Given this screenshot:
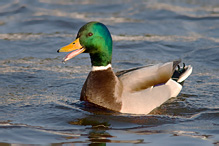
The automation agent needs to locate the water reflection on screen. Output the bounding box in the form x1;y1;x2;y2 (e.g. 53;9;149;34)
68;116;146;145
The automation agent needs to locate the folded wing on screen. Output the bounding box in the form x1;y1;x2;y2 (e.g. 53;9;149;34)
118;60;181;92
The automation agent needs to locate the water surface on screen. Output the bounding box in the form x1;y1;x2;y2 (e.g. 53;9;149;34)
0;0;219;145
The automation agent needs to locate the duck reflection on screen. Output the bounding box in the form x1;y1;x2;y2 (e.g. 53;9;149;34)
69;115;111;145
64;102;176;145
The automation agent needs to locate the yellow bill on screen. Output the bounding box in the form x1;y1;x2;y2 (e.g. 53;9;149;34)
57;38;85;62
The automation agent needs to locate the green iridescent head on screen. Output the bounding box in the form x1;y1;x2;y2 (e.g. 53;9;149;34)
58;21;113;66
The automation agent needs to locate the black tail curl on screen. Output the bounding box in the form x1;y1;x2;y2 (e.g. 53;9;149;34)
172;63;187;85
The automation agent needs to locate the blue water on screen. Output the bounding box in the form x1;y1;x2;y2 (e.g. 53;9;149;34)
0;0;219;145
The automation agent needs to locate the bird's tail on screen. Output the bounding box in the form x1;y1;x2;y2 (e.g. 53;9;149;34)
172;63;193;84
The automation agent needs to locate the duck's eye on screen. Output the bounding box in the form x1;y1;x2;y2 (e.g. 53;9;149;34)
88;32;93;37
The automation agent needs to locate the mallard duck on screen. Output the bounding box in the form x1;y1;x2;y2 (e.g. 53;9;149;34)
57;21;192;114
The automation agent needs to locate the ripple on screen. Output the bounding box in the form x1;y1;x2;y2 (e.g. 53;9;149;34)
0;33;219;43
112;34;219;42
147;2;219;17
34;8;140;24
0;33;72;40
0;1;31;17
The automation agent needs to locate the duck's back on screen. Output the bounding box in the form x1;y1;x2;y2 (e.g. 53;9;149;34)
118;62;175;92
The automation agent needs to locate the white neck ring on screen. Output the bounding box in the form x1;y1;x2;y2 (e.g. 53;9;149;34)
92;64;112;71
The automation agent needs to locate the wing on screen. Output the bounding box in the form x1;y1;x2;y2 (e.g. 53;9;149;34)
116;65;152;77
118;60;181;92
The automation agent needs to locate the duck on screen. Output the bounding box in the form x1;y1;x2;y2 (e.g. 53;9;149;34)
57;21;192;115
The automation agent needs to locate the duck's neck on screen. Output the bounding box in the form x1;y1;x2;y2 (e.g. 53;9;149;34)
90;51;112;67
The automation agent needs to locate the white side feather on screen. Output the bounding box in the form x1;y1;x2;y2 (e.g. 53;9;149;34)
120;79;182;114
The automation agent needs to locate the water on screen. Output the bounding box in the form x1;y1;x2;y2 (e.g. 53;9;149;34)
0;0;219;145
